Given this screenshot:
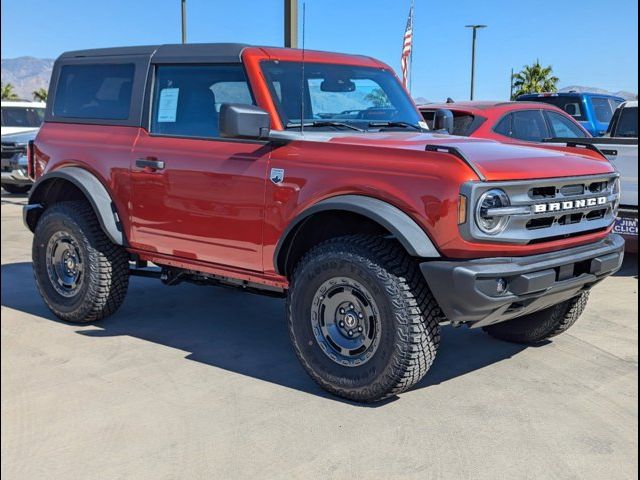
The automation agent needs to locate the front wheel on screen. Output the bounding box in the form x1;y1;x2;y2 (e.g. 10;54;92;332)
287;235;442;403
483;292;590;344
32;201;130;323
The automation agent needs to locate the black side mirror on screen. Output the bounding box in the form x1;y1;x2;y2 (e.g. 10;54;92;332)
433;108;454;134
219;104;270;139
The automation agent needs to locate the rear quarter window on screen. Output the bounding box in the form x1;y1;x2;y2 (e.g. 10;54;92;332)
52;64;135;120
590;97;616;124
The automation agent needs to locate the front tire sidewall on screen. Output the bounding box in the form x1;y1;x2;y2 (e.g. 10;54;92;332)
33;205;106;322
289;252;401;399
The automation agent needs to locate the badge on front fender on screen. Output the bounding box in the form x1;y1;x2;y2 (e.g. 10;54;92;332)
270;168;285;185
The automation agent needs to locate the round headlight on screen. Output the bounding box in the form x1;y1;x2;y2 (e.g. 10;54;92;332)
476;189;511;235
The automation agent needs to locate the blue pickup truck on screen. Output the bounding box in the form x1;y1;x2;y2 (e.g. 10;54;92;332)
517;92;625;136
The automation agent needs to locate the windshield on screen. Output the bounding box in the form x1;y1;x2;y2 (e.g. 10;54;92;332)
260;61;423;131
1;106;45;128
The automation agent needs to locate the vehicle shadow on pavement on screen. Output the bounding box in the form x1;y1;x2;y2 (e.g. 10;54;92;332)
1;261;559;404
613;254;638;279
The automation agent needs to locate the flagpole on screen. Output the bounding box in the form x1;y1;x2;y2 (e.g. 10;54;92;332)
409;0;414;96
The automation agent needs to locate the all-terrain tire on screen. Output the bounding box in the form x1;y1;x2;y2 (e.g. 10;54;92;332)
2;183;31;194
483;292;590;344
32;200;129;323
287;235;442;402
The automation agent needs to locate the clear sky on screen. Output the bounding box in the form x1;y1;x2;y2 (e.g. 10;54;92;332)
1;0;637;101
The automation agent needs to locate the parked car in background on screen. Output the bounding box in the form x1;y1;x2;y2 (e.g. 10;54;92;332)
545;100;638;252
1;129;37;194
418;100;591;143
1;101;46;135
516;92;624;137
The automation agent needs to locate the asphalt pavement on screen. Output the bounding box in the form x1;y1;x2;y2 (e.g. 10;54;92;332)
1;190;637;480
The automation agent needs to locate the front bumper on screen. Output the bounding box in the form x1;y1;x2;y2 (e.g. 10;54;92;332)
421;233;625;328
1;167;32;186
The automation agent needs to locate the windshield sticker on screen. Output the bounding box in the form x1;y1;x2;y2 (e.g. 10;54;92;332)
157;88;179;122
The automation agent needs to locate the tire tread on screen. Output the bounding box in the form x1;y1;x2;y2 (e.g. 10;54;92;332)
32;200;129;323
288;235;442;402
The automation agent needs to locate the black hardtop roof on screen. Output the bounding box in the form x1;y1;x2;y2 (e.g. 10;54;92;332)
58;43;251;63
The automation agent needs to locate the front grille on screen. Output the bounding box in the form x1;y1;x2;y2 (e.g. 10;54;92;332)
1;142;25;160
461;174;620;244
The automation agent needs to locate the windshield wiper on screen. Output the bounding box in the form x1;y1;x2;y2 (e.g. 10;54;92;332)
286;121;364;132
368;121;423;131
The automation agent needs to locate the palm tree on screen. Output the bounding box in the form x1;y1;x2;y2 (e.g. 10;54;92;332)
1;82;19;100
32;88;48;102
511;60;559;99
364;88;390;107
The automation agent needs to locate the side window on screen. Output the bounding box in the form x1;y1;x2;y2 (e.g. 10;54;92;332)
421;110;435;129
53;64;135;120
151;64;255;138
591;97;615;124
494;113;513;137
452;113;477;136
545;111;585;138
510;110;550;142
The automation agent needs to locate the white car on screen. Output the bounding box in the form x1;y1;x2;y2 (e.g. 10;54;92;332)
1;101;46;135
604;101;638;251
545;100;638;251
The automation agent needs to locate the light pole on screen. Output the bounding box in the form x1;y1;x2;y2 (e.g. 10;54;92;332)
181;0;187;44
284;0;298;48
465;24;486;100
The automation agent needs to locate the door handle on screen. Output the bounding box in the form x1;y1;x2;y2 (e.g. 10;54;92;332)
136;158;165;171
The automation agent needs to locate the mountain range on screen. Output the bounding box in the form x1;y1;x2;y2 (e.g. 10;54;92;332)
558;86;637;100
1;56;637;103
1;57;54;100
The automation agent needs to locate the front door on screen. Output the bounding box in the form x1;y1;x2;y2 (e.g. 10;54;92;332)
129;64;270;271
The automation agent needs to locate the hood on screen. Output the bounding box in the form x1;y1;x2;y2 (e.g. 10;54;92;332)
292;131;614;181
1;128;39;144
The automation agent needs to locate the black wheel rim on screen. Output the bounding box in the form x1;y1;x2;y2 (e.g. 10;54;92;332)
45;231;84;297
311;276;381;367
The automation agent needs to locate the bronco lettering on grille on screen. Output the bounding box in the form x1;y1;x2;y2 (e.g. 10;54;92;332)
533;196;608;214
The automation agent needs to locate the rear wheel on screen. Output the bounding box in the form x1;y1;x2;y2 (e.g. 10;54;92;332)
287;235;442;402
32;201;129;323
483;292;590;344
2;183;31;194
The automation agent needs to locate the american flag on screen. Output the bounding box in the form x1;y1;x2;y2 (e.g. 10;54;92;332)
400;2;414;89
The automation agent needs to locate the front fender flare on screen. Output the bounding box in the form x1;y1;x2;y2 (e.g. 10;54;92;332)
274;194;440;275
27;167;125;246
